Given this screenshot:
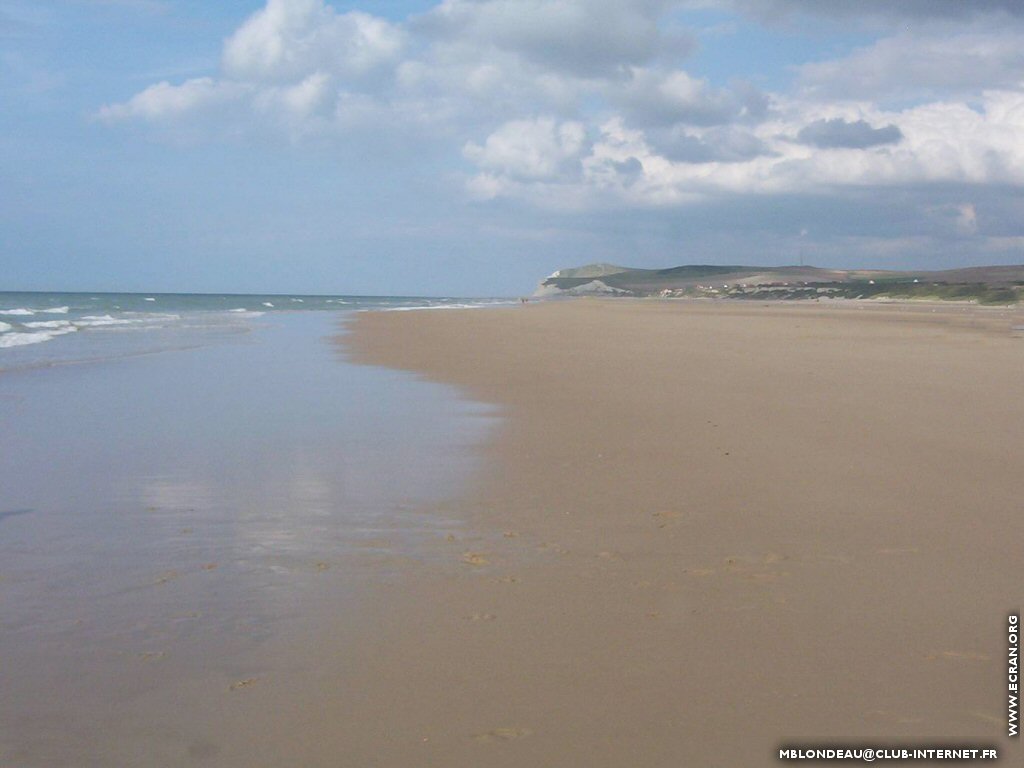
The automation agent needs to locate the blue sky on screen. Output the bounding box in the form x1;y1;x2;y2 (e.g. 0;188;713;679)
3;0;1024;296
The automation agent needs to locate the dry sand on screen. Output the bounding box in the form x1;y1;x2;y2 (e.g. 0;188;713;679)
329;299;1021;767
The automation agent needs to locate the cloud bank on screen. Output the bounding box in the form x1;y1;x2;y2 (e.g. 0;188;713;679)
97;0;1024;265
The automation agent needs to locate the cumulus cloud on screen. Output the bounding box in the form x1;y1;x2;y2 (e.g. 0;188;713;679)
98;0;1024;223
418;0;674;76
728;0;1024;21
795;118;901;149
96;0;413;140
97;77;245;121
613;67;752;127
797;30;1024;101
463;117;587;182
955;203;978;235
461;88;1024;207
222;0;403;83
647;125;773;163
97;0;738;138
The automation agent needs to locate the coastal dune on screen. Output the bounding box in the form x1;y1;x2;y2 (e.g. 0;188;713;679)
332;299;1021;766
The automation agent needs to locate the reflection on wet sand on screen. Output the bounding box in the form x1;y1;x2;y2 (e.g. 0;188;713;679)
0;312;496;767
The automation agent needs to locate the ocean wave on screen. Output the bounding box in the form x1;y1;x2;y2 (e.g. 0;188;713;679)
0;328;77;348
262;302;274;307
225;310;264;318
74;315;135;327
72;313;181;328
0;321;11;333
1;305;70;316
123;312;180;321
24;320;73;329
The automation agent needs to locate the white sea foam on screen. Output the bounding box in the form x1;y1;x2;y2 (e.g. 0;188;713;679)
225;310;264;318
0;321;11;333
42;306;69;314
144;297;156;301
72;313;180;328
126;312;179;322
24;320;73;329
0;328;77;348
0;308;35;316
262;302;274;307
74;315;133;327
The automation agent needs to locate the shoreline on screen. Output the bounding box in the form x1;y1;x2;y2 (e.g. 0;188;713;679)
332;298;1022;765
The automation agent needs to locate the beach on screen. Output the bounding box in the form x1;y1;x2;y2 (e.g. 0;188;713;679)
332;299;1022;766
2;298;1020;766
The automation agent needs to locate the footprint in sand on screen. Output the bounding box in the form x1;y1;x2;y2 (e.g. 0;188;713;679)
924;650;990;662
502;531;520;538
462;613;497;621
684;568;715;577
867;710;924;725
154;570;179;585
652;510;687;528
472;727;532;743
876;547;919;555
967;710;1004;727
315;562;330;572
462;552;489;566
742;572;782;583
228;677;261;692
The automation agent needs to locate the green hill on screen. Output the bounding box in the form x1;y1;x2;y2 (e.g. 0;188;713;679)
534;263;1024;304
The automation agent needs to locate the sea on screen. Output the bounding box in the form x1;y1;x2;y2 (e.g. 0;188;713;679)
0;291;512;372
0;291;509;765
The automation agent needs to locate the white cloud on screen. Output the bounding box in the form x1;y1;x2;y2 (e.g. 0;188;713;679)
955;203;978;235
730;0;1024;21
461;89;1024;207
419;0;673;76
797;30;1024;102
463;117;587;182
613;67;748;126
97;77;245;121
98;0;1024;220
222;0;403;83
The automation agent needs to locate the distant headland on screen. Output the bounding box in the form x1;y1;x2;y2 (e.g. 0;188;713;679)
534;263;1024;304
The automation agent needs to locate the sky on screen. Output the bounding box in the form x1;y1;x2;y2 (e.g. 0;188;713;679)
2;0;1024;296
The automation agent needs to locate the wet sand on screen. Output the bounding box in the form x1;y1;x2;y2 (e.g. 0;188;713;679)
0;313;494;768
331;299;1022;766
